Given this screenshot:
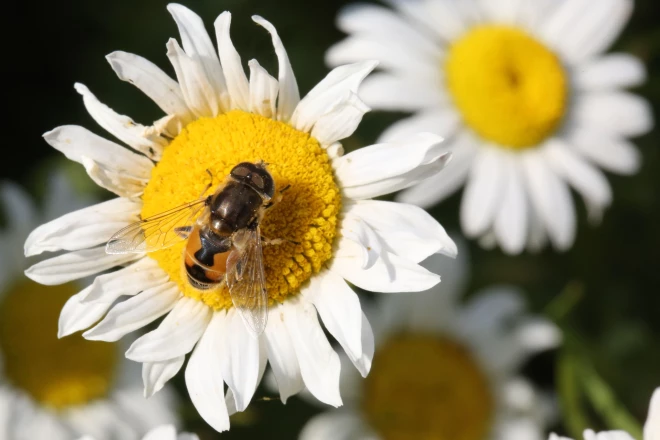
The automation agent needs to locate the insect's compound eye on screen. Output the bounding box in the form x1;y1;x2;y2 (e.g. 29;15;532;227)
250;173;265;190
230;163;251;178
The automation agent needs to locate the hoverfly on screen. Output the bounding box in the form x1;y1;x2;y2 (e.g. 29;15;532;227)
106;161;282;336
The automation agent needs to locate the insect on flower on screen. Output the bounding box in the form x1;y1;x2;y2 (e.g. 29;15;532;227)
106;161;284;336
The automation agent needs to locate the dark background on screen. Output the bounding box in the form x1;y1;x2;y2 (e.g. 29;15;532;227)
3;0;659;438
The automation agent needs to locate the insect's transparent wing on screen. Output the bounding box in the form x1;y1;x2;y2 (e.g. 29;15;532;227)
226;226;268;336
106;197;209;254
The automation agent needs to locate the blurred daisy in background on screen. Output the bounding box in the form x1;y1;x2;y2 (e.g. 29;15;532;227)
327;0;653;254
549;386;659;440
79;424;199;440
300;240;561;440
24;3;457;433
0;173;178;440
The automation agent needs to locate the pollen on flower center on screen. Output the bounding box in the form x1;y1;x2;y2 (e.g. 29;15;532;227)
0;280;118;409
445;25;568;149
362;334;493;440
141;110;342;310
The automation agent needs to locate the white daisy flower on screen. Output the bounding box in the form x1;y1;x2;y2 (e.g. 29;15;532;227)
299;243;561;440
79;424;199;440
549;386;659;440
23;3;457;433
1;174;178;440
327;0;653;254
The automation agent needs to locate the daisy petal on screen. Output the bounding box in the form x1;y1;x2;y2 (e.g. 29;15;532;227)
460;147;506;238
83;283;181;342
340;213;381;269
358;73;446;111
291;61;378;133
142;356;185;398
575;53;646;91
74;83;166;160
217;309;261;412
521;151;576;250
126;296;212;362
377;109;461;144
299;411;369;440
283;298;342;407
252;15;300;122
568;125;642;175
311;92;370;146
346;199;457;262
248;59;278;118
24;197;140;257
25;246;138;285
185;312;230;433
58;288;115;338
331;238;440;292
574;91;653;137
645;388;660;440
493;153;528;255
356;312;375;377
106;51;192;121
303;271;364;374
264;303;304;404
214;12;250;111
385;0;472;41
336;133;451;200
545;139;612;223
540;0;633;63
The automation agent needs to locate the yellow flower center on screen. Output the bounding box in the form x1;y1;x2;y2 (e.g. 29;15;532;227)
0;280;118;409
362;334;494;440
445;25;567;149
142;110;341;310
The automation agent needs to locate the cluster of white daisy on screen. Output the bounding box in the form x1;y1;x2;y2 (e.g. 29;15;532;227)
0;0;655;439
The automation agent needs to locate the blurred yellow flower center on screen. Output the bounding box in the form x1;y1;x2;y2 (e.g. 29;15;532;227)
362;334;493;440
142;110;341;310
445;25;567;149
0;280;118;409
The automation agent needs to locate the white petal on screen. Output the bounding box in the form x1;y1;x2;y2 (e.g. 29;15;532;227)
357;72;446;111
291;61;378;133
645;388;660;440
167;3;227;111
83;283;181;342
527;204;549;253
81;156;148;197
515;317;562;353
460;287;525;335
25;246;138;285
214;12;250;111
545;139;612;223
340;213;382;269
217;309;261;412
311;92;370;146
252;15;300;122
248;59;278;118
24;197;140;257
460;147;506;238
493;153;528;255
574;91;653;137
493;417;545;440
166;38;222;118
521;151;576;251
142;356;185;398
385;0;477;41
377;109;461;144
336;133;450;200
80;257;168;304
106;51;193;121
74;83;166;161
568;125;642;175
282;298;342;407
395;130;477;208
126;296;212;362
263;303;304;403
303;271;364;375
331;237;440;293
185;311;230;433
58;288;116;338
299;411;370;440
142;425;177;440
345;199;457;262
539;0;633;63
575;54;647;91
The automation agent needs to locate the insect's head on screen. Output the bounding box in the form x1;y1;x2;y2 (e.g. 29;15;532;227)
230;161;275;200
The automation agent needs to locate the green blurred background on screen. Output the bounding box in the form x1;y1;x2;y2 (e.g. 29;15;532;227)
4;0;659;438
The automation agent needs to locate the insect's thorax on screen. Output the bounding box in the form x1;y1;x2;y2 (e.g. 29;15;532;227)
209;180;265;235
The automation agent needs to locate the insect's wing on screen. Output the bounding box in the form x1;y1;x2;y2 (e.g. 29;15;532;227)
226;226;268;336
106;197;209;254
